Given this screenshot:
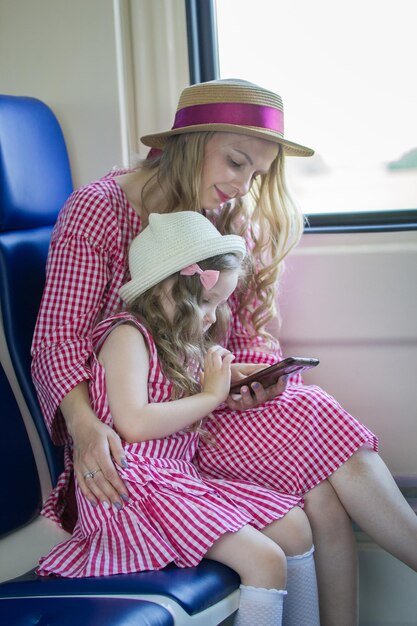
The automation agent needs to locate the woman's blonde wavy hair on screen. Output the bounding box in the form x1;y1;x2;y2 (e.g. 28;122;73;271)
139;132;305;339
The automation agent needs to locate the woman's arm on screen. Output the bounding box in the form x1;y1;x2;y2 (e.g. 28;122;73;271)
60;382;129;506
227;362;288;410
31;181;134;506
32;234;109;442
99;324;234;443
224;292;287;410
31;183;125;442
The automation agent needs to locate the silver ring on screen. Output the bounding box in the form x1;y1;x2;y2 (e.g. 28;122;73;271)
83;468;102;480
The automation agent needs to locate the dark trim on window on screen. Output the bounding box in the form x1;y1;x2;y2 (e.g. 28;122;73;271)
304;209;417;233
185;0;219;84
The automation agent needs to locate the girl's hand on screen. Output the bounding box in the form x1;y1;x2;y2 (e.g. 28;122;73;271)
202;345;235;404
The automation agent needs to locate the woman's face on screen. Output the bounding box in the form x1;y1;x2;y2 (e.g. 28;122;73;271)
200;133;279;211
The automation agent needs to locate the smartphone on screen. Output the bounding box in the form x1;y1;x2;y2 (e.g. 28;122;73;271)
230;357;319;396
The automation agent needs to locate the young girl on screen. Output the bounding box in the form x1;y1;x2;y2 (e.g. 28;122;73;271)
37;211;320;626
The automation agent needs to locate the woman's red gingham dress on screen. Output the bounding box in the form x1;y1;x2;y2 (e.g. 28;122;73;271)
196;303;378;492
37;313;301;577
32;171;378;533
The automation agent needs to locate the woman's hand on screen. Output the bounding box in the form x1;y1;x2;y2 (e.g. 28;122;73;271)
61;383;129;509
227;362;288;410
230;362;266;384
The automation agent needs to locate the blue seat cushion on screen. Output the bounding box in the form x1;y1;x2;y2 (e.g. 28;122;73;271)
0;596;174;626
0;560;240;616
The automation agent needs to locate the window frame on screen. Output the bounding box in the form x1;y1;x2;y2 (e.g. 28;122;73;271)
184;0;417;232
305;209;417;233
185;0;219;84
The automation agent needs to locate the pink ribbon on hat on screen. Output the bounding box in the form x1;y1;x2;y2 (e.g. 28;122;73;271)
180;263;219;289
173;102;284;135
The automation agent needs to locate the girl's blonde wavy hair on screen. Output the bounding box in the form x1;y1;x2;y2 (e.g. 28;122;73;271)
128;252;245;415
139;132;304;338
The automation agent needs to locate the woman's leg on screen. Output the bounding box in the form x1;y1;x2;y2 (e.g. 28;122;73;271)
328;446;417;570
304;480;358;626
205;525;287;626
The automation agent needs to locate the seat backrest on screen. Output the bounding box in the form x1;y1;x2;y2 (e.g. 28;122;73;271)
0;363;41;536
0;95;73;500
0;95;72;229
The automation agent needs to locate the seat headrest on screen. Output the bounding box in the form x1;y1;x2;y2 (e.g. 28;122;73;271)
0;95;73;231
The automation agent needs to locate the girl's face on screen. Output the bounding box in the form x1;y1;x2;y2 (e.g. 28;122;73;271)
200;133;279;211
161;269;240;333
198;268;240;332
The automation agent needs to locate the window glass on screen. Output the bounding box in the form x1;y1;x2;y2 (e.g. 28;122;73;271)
215;0;417;214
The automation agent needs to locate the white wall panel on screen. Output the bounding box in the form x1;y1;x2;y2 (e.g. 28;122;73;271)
0;0;189;184
279;230;417;475
0;0;122;187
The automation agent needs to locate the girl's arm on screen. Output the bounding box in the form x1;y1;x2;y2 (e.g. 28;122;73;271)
99;324;234;444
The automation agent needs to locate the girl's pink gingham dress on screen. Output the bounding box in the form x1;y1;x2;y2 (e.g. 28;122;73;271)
32;171;377;533
37;313;301;577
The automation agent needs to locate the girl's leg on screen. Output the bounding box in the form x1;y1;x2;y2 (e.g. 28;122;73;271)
261;506;320;626
205;524;287;589
234;586;286;626
260;505;313;557
304;480;358;626
205;525;287;626
328;446;417;570
285;547;319;626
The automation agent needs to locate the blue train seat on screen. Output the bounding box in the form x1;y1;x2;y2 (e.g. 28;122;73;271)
0;597;174;626
0;95;240;624
0;95;71;489
0;364;40;537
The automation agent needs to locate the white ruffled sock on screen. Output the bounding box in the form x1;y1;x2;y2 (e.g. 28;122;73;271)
283;545;320;626
234;584;286;626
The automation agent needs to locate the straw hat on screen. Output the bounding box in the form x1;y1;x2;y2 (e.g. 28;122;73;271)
119;211;246;305
141;78;314;157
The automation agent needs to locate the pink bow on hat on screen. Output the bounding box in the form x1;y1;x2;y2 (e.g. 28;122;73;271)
180;263;219;290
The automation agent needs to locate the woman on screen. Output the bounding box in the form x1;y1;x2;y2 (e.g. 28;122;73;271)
32;79;417;625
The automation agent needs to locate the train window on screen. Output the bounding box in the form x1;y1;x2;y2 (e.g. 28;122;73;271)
214;0;417;227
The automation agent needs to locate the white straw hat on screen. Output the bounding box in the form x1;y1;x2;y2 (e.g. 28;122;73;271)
141;79;314;157
119;212;246;305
